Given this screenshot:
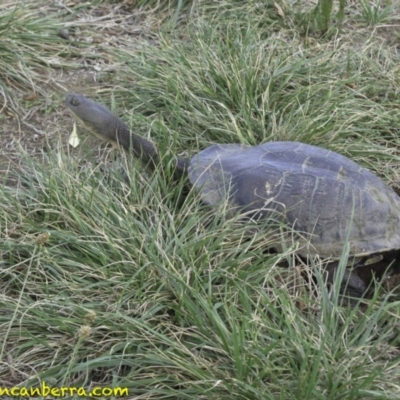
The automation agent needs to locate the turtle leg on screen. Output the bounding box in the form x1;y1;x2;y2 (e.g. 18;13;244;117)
325;264;367;299
355;250;400;285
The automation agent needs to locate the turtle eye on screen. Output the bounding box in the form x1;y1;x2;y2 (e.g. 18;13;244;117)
70;97;80;107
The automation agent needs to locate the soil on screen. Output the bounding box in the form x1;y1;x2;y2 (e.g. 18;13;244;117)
0;0;158;179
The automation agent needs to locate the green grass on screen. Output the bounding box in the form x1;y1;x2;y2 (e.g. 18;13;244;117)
2;150;400;398
358;0;395;24
0;2;76;110
114;18;400;177
1;0;400;399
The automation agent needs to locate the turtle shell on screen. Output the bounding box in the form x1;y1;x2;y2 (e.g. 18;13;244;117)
188;141;400;258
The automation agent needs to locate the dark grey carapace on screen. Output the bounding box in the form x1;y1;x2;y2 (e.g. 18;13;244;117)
66;93;400;297
189;141;400;259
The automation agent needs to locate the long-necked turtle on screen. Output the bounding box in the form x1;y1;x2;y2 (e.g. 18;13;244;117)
65;93;400;298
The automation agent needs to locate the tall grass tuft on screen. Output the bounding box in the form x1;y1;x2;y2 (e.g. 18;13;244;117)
0;2;84;110
1;148;400;398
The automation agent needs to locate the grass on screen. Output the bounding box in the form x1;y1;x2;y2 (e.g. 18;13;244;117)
2;151;400;398
1;0;400;399
358;0;395;24
114;18;400;177
0;2;78;111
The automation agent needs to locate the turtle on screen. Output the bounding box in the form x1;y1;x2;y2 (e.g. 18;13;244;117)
65;93;400;299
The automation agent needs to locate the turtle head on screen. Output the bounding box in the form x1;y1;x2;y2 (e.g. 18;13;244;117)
65;93;162;167
65;93;188;172
65;93;125;144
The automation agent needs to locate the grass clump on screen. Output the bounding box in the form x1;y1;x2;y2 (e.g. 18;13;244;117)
358;0;395;25
304;0;346;35
0;2;71;110
0;0;112;112
2;151;400;398
114;18;400;178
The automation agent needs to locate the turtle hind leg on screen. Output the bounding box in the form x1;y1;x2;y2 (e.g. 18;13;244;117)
340;269;368;298
325;264;368;301
344;250;400;298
